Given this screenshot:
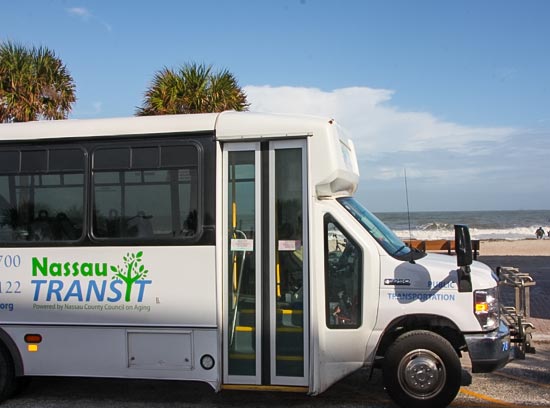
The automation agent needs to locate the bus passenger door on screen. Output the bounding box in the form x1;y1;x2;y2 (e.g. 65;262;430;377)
222;140;308;388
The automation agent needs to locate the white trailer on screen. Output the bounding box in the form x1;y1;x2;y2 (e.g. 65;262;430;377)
0;112;511;407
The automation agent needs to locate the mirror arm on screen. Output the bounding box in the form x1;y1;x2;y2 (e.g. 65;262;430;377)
457;265;472;292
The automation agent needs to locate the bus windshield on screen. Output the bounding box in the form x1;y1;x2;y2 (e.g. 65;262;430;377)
337;197;425;261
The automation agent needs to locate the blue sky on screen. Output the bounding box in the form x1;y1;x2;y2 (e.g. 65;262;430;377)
2;0;549;212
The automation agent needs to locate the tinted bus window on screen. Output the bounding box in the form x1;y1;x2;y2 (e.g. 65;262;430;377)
92;143;199;240
324;215;362;329
0;147;85;243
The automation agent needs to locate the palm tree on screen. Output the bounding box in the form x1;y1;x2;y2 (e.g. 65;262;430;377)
0;42;76;122
137;63;249;116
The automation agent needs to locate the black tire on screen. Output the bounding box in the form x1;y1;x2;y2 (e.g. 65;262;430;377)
0;343;16;402
383;330;461;408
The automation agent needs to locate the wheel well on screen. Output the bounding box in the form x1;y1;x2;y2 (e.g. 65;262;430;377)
375;314;466;362
0;329;23;377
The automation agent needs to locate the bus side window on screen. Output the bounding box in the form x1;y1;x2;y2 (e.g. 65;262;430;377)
53;212;80;240
32;210;53;241
127;211;154;237
92;143;199;241
324;215;362;329
0;148;85;243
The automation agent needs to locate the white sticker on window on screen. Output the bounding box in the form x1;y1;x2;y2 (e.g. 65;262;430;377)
278;240;301;251
231;239;254;251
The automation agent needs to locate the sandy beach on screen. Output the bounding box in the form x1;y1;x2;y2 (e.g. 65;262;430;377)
479;239;550;256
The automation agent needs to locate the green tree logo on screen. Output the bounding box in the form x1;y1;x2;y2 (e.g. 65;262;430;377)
110;251;149;302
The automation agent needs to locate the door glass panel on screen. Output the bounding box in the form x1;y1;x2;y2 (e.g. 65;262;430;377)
227;151;257;376
274;148;304;377
325;217;362;328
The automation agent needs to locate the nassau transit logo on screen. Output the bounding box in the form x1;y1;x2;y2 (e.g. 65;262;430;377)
31;251;152;303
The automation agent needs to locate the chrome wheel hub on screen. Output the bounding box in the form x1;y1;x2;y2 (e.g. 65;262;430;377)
398;349;446;398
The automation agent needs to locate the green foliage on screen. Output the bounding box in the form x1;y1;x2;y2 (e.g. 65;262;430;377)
136;63;249;115
0;41;76;122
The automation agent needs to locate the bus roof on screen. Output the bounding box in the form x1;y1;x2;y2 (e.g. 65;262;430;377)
0;111;335;142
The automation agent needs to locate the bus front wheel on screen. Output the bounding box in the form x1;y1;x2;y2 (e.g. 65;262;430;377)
382;330;461;408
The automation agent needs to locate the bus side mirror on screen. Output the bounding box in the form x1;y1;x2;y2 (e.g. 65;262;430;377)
455;224;473;267
454;224;472;292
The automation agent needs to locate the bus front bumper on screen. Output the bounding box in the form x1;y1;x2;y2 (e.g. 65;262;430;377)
465;321;511;373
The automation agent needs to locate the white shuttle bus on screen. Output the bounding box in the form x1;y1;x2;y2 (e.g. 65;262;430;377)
0;112;511;407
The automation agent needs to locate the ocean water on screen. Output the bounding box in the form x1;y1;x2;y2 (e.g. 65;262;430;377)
374;210;550;241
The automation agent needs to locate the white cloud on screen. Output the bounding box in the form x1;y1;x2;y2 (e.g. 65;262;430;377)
244;85;516;157
66;7;112;32
243;85;549;210
67;7;92;19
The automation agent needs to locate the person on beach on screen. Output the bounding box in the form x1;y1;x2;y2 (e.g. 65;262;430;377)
536;227;545;239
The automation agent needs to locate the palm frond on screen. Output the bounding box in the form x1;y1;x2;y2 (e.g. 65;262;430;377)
0;41;76;122
137;62;249;116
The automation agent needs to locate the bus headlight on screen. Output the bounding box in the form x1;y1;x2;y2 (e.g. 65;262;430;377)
474;287;499;331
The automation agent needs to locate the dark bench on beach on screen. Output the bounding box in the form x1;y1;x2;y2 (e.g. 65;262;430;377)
404;239;480;260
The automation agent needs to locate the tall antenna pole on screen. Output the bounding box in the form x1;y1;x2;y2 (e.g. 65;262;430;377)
404;168;414;262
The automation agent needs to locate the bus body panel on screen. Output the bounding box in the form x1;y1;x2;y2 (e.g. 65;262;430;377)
0;246;216;327
376;253;498;333
4;325;218;384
